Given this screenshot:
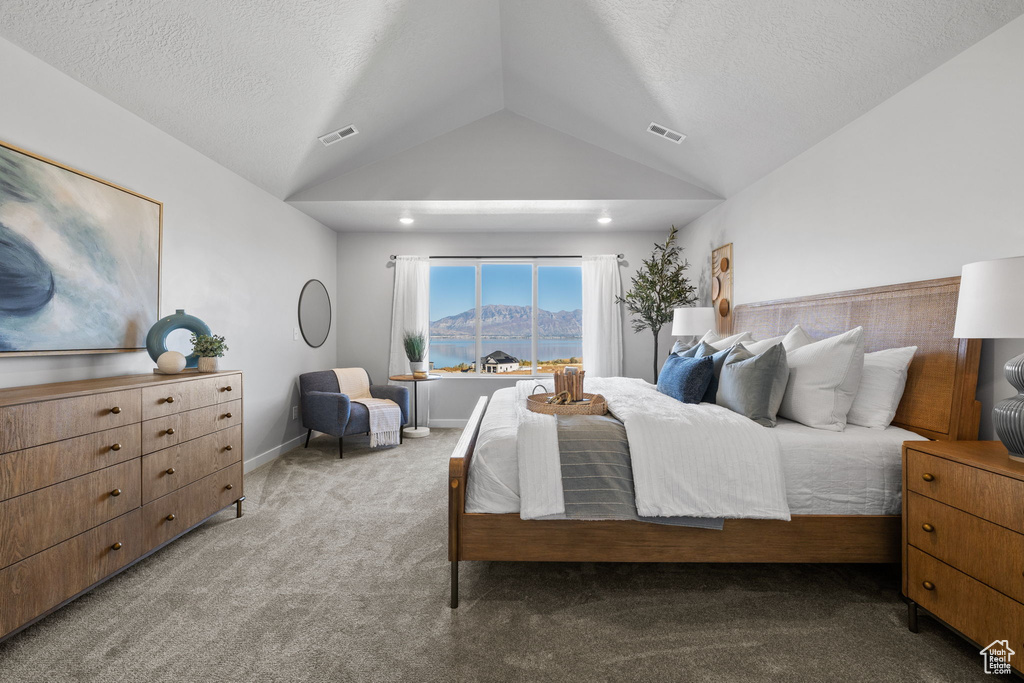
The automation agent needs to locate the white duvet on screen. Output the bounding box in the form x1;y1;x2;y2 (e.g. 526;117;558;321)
514;378;792;521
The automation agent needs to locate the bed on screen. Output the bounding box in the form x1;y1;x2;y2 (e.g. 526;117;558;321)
447;277;981;607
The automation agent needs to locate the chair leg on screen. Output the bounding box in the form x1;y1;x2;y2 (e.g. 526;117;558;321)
338;437;343;459
304;429;312;448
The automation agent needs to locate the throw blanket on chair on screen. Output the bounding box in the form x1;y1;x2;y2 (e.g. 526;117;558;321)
333;368;401;447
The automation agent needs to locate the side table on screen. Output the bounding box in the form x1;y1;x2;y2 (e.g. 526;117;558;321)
388;374;442;438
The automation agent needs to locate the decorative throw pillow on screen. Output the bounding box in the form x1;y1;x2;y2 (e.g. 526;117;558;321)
694;341;734;403
656;355;715;404
779;327;866;432
669;339;699;356
700;330;754;350
744;334;785;356
847;346;918;429
717;343;790;427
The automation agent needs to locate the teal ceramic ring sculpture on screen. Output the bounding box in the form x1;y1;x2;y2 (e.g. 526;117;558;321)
146;309;211;369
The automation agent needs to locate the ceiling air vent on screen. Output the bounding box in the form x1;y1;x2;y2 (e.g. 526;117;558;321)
648;122;686;144
318;125;359;147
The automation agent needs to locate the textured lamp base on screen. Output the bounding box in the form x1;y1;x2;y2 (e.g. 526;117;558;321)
995;352;1024;461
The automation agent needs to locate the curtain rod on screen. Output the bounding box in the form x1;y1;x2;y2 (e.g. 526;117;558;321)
388;254;623;260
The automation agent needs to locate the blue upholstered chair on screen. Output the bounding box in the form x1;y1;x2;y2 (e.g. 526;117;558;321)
299;370;410;458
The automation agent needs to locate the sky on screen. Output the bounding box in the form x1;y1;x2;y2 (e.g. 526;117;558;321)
429;264;582;321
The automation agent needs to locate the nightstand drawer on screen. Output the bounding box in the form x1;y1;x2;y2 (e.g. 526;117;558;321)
907;449;1024;531
907;491;1024;603
907;547;1024;653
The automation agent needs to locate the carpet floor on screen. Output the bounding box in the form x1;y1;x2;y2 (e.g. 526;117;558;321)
0;430;1004;682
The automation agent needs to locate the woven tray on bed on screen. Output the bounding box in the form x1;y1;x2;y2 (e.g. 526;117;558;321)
526;392;608;416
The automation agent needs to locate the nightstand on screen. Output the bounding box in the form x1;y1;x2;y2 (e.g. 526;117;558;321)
902;440;1024;672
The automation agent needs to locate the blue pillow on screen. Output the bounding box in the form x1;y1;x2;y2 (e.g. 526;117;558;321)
656;355;715;404
693;342;734;404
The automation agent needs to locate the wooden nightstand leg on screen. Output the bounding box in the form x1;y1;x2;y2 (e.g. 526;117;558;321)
908;600;919;633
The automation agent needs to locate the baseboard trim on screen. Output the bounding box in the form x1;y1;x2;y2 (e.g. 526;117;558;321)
244;433;306;473
427;419;469;429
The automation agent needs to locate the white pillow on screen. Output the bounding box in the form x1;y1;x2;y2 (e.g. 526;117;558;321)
779;327;865;431
746;325;814;355
847;346;918;429
700;330;754;350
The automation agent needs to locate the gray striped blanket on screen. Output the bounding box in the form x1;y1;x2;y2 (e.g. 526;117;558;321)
555;414;724;530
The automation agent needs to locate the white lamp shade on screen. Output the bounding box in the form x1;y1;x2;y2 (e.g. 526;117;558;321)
671;307;716;337
953;255;1024;339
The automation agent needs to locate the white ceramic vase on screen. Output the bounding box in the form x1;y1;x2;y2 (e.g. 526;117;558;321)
197;356;219;373
410;361;427;378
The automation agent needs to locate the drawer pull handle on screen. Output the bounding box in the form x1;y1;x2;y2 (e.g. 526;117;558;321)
110;488;122;497
111;542;122;551
225;445;233;451
225;386;233;392
922;523;934;533
111;443;121;451
921;473;935;482
224;412;233;419
922;581;935;591
166;467;176;475
110;406;121;415
225;483;234;490
165;396;175;404
165;428;175;435
166;513;176;521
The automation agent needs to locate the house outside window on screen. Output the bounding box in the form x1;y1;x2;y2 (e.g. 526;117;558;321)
429;259;582;376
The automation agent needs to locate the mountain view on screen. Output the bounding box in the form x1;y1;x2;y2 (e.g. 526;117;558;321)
430;304;582;339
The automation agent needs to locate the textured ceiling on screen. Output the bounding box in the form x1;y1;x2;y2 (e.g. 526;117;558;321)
1;0;1022;208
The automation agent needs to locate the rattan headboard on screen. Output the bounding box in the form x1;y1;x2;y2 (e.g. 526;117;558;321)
733;277;981;441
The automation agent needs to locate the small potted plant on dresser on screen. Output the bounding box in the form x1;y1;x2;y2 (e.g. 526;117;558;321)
191;333;229;373
404;330;428;379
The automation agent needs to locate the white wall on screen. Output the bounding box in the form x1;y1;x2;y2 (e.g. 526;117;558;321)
336;231;687;424
0;37;338;468
678;15;1024;440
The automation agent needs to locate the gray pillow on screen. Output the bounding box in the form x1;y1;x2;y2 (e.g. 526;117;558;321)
694;341;734;404
670;339;699;357
717;343;790;427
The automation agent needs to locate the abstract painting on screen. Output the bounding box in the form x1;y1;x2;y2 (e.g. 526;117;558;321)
0;140;161;355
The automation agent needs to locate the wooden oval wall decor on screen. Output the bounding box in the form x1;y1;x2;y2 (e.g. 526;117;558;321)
711;243;733;335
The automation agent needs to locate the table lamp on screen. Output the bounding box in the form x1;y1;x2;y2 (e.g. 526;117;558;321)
953;256;1024;460
672;307;717;343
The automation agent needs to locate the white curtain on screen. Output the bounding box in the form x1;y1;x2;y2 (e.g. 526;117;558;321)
388;255;430;379
582;255;623;377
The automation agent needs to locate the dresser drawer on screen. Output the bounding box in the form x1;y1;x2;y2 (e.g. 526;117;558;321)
0;424;141;502
0;459;142;569
0;509;141;639
907;546;1024;653
141;400;242;454
907;449;1024;532
907;491;1024;603
142;462;242;549
142;426;242;503
0;389;141;454
141;373;241;420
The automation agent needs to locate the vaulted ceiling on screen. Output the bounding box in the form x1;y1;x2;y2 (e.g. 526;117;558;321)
2;0;1022;231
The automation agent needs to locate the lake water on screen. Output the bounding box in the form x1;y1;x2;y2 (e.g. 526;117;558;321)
429;338;582;369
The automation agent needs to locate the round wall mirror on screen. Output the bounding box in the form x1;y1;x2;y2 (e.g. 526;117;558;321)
298;279;331;348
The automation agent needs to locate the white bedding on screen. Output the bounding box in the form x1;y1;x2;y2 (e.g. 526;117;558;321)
466;387;925;516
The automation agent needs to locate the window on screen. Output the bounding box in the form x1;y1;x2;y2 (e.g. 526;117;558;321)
429;260;582;376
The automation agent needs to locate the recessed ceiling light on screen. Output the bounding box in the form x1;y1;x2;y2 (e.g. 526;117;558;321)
598;216;612;224
399;217;414;225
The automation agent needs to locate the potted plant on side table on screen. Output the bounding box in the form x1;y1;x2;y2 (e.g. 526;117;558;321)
191;333;229;373
404;330;428;379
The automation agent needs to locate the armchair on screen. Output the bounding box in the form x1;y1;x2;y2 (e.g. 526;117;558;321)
299;370;410;457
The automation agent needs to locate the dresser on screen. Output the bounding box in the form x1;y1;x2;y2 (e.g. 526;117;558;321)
0;371;244;642
903;440;1024;672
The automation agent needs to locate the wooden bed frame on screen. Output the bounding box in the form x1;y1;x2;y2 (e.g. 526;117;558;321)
447;277;982;607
